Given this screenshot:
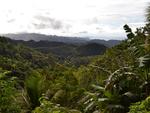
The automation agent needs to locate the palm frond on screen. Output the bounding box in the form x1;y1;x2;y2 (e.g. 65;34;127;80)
91;84;105;92
146;4;150;22
138;54;150;67
105;66;135;90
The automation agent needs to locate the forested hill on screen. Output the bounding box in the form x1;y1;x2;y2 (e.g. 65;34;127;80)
0;6;150;113
12;39;107;59
2;33;121;47
0;36;56;68
1;22;150;113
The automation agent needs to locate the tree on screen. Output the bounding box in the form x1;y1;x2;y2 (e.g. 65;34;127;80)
0;68;21;113
146;4;150;22
123;24;135;39
129;96;150;113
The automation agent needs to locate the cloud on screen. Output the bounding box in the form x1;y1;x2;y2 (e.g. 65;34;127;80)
32;23;50;29
33;15;63;30
78;31;88;34
0;0;149;39
7;19;16;23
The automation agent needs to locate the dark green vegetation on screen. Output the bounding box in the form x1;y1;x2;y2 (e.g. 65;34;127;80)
11;40;107;64
3;33;120;47
1;5;150;113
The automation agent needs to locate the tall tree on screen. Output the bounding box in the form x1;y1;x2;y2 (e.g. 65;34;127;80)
146;4;150;22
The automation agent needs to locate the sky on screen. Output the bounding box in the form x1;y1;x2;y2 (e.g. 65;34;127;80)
0;0;149;40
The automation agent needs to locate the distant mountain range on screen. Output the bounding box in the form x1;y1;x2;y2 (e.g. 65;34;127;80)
0;36;107;66
9;39;107;59
1;33;122;65
2;33;121;47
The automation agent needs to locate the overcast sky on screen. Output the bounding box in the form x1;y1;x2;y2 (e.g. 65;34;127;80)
0;0;149;40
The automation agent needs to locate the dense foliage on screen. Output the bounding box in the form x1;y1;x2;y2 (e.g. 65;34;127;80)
129;96;150;113
0;4;150;113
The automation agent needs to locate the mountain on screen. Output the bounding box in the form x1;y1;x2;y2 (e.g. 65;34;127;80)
76;43;107;56
1;26;149;113
2;33;89;44
0;36;56;70
10;39;107;59
89;39;121;47
2;33;121;47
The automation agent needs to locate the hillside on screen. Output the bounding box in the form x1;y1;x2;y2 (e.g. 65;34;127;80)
2;33;121;47
0;36;56;79
0;5;150;113
12;40;107;58
0;22;150;113
76;43;107;56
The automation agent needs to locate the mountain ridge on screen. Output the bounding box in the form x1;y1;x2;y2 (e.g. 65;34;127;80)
2;33;121;47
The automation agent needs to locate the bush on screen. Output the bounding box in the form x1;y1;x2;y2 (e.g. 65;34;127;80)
129;96;150;113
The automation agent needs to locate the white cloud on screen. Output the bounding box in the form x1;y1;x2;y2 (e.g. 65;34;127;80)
0;0;149;39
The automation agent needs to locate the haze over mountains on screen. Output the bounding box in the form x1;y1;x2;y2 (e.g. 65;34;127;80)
3;33;121;47
1;33;121;62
